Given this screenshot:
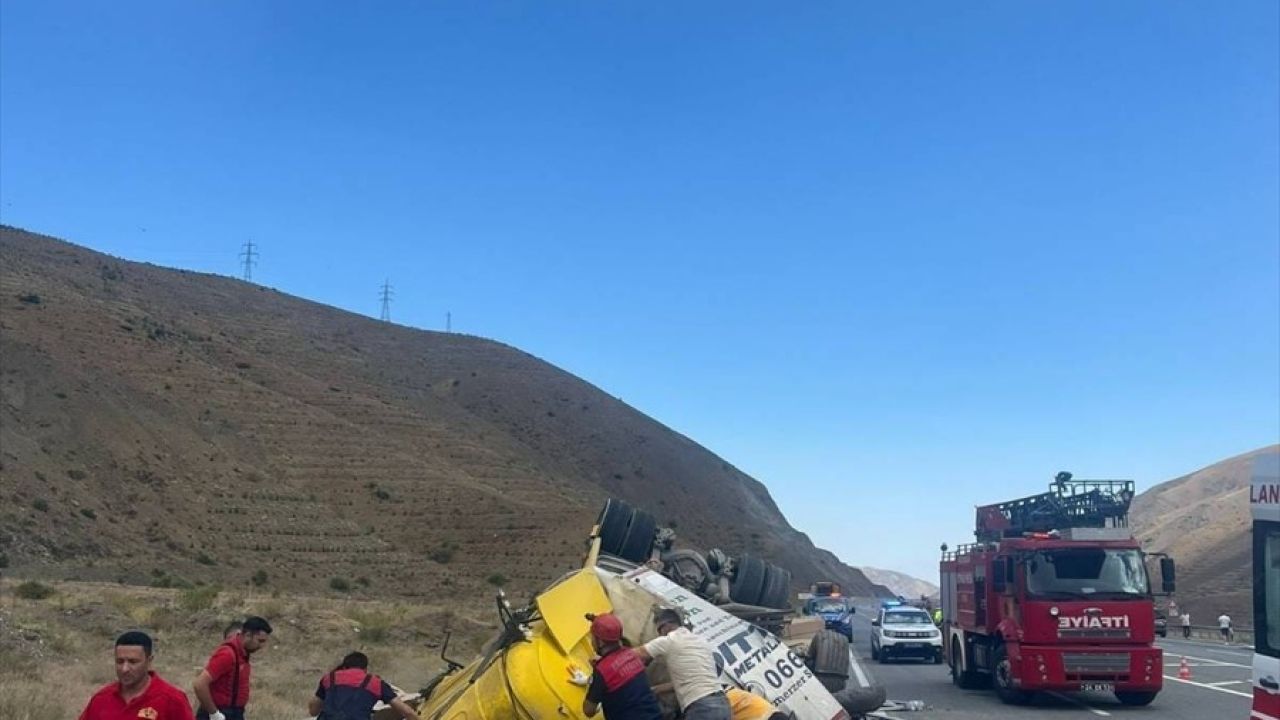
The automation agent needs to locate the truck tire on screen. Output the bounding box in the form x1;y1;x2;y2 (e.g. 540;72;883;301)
597;499;633;556
950;642;982;690
758;564;792;609
617;508;657;563
1114;691;1158;706
730;554;767;605
992;644;1032;705
806;630;851;692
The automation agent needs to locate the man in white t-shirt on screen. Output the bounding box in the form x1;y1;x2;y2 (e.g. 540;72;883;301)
1217;613;1232;642
636;608;730;720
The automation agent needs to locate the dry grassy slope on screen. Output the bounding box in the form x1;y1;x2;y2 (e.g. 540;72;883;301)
0;226;877;600
1131;444;1279;626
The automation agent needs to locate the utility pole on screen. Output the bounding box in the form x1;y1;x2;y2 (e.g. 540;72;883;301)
239;240;258;281
379;280;393;322
446;311;451;333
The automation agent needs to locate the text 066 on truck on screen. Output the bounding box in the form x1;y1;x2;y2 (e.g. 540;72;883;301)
1251;451;1280;720
939;472;1175;707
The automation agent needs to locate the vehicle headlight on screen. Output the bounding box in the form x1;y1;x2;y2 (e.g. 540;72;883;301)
884;630;900;638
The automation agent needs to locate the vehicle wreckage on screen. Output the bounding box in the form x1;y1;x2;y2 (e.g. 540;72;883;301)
388;499;886;719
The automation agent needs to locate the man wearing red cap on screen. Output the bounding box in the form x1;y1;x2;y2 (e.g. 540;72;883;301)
579;613;661;720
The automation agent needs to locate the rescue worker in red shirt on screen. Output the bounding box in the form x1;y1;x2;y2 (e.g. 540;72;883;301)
577;613;662;720
193;615;272;720
79;631;195;720
307;651;420;720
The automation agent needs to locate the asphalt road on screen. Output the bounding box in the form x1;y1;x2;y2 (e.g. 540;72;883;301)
841;600;1252;719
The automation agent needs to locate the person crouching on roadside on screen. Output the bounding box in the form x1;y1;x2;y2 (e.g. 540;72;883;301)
194;615;272;720
635;608;731;720
308;651;420;720
575;613;661;720
79;630;195;720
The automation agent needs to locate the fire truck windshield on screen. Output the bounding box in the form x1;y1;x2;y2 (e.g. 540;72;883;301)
1024;548;1150;598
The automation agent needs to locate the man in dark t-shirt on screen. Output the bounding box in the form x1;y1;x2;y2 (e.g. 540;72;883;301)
580;613;661;720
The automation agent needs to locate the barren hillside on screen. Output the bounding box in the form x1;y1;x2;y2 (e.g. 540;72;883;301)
860;567;938;601
0;226;877;601
1131;445;1279;626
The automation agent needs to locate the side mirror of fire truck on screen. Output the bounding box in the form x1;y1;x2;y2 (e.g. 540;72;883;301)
1160;557;1176;594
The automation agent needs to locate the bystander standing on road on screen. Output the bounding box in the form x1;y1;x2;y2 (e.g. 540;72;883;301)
1180;612;1191;639
1217;612;1233;643
79;631;195;720
194;615;272;720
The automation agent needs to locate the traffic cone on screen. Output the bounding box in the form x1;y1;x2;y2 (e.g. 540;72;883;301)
1177;657;1191;680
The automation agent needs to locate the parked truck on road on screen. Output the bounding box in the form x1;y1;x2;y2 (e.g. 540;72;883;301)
939;472;1175;707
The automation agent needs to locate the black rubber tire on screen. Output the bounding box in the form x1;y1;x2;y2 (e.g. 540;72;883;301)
1114;691;1158;706
617;507;658;562
869;640;879;661
758;564;792;609
597;498;633;556
950;642;982;689
992;644;1033;705
730;554;768;605
933;648;944;664
806;629;851;688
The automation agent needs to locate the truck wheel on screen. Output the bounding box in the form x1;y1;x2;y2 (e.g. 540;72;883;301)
758;564;792;609
617;507;657;562
950;643;982;690
730;554;767;605
1114;691;1158;706
597;499;633;556
806;630;851;692
992;644;1033;705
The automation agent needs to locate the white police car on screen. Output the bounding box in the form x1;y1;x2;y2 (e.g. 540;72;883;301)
870;604;942;663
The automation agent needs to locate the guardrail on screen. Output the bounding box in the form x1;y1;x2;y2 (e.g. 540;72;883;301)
1166;623;1254;646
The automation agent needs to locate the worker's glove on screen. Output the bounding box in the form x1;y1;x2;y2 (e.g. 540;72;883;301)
568;668;591;687
208;712;226;720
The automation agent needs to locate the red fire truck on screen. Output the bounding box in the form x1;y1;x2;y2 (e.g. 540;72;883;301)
939;472;1174;707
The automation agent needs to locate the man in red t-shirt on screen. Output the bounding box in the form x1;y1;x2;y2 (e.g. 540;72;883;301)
79;631;195;720
193;616;272;720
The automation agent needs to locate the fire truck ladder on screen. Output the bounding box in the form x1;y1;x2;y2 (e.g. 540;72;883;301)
975;471;1135;541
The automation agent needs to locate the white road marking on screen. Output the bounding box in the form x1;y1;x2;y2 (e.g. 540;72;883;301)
1164;652;1252;669
1163;674;1253;698
848;647;870;688
1047;691;1112;716
1206;680;1246;686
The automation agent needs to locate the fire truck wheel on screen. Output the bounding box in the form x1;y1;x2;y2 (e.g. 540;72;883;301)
1114;691;1158;706
950;643;982;690
730;554;768;605
597;499;633;556
992;644;1033;705
618;508;658;563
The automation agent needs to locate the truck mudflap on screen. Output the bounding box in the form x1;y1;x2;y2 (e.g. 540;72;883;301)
1012;644;1163;691
606;566;853;720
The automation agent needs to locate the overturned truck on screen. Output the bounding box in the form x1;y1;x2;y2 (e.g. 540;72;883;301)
404;499;886;719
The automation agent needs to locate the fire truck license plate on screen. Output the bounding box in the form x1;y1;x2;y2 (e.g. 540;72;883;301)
1080;683;1114;692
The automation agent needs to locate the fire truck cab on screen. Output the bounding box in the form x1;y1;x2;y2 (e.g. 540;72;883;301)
940;472;1172;707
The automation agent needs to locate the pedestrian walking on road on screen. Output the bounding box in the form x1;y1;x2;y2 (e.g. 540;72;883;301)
576;613;661;720
636;608;731;720
194;615;272;720
308;651;420;720
1180;612;1191;639
1217;613;1232;643
79;631;195;720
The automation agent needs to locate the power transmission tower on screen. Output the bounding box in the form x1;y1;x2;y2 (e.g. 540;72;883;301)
239;240;258;281
379;280;393;322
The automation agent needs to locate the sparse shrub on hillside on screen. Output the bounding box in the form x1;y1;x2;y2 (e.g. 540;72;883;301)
79;508;97;520
178;586;219;612
31;499;49;513
329;577;351;592
196;552;217;566
373;488;391;501
0;553;9;568
66;469;86;480
251;570;269;587
486;573;507;587
428;542;456;564
355;576;370;588
16;293;41;304
235;361;252;369
15;581;55;600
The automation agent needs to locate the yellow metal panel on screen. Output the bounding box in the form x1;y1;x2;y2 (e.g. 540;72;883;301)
536;569;612;654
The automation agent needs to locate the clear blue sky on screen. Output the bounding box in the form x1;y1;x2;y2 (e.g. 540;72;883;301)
3;1;1277;582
